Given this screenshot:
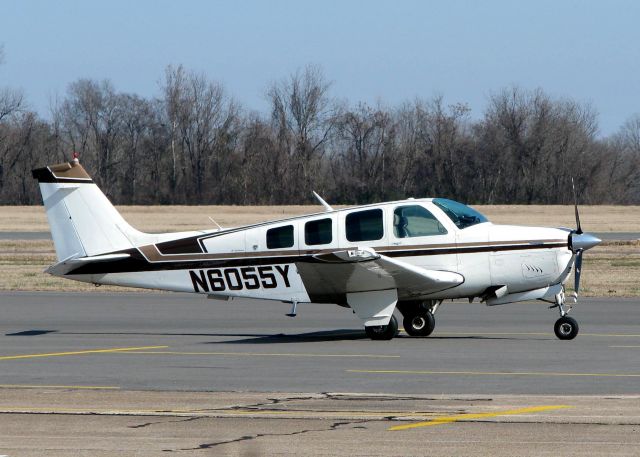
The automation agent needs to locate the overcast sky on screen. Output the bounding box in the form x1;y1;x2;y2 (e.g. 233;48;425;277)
1;0;639;136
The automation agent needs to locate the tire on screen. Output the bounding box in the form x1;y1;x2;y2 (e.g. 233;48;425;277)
554;316;579;340
365;315;398;340
403;311;435;337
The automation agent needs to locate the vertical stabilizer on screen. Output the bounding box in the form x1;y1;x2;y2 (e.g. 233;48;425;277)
32;159;144;262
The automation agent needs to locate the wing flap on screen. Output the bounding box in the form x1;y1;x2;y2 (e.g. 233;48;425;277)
296;248;463;301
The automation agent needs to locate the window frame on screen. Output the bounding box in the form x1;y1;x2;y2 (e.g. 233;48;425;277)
304;217;333;246
266;224;295;250
345;208;385;243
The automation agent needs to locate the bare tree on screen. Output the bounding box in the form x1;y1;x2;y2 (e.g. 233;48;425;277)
0;45;24;122
162;65;240;203
332;102;394;202
267;65;338;200
600;114;640;203
480;87;600;203
56;79;125;196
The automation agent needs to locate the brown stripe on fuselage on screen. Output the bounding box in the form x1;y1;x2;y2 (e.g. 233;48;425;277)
67;239;570;276
137;239;568;263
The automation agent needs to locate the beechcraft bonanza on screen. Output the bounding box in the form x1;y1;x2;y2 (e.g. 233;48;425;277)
33;157;601;341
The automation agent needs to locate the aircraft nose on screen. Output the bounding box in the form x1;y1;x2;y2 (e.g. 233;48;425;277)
570;232;601;252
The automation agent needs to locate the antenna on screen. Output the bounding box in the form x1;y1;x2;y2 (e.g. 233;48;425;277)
312;191;334;212
208;217;223;230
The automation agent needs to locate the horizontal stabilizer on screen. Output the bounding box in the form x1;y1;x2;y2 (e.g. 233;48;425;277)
45;253;130;276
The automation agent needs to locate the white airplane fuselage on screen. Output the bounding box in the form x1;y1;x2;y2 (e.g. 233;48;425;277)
61;199;574;305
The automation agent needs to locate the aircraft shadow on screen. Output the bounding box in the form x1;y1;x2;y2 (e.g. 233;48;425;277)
5;329;530;342
212;331;522;344
214;329;368;344
12;331;272;338
5;329;59;336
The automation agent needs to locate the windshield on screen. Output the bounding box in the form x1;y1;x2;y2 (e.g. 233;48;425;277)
432;198;488;230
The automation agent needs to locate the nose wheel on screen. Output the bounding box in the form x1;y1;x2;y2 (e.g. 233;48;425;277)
554;316;579;340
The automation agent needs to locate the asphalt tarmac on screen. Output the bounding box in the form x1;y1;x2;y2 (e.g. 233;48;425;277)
1;292;639;394
1;292;639;455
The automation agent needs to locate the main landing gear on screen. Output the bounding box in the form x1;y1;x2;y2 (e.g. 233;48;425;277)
550;288;579;340
403;311;435;337
398;300;441;337
364;299;441;340
365;315;398;340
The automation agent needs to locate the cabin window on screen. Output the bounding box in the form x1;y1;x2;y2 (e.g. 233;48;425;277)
393;205;448;238
266;225;294;249
305;218;333;245
346;209;384;242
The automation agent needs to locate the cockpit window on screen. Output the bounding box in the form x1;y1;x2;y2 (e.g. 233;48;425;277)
432;198;488;230
393;205;448;238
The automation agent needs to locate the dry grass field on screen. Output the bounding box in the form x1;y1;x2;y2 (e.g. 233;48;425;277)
0;205;638;296
2;204;640;232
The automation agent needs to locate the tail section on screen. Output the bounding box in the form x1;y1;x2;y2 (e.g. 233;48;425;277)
32;158;145;262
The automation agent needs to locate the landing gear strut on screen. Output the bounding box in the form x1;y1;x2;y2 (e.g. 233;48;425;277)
551;288;579;340
398;300;440;337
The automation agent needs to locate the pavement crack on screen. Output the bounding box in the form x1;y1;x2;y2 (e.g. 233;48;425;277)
129;416;202;429
323;393;494;403
167;419;370;452
212;394;322;413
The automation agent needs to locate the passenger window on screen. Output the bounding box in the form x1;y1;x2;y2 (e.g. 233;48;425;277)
266;225;294;249
305;218;332;245
346;209;384;242
394;205;448;238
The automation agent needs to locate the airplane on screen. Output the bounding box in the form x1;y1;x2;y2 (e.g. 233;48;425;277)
32;156;601;341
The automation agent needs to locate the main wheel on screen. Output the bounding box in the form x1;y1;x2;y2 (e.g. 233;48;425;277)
365;315;398;340
554;316;579;340
403;311;435;337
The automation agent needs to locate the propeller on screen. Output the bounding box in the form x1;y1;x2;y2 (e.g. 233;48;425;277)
573;248;583;299
571;178;582;235
568;177;600;299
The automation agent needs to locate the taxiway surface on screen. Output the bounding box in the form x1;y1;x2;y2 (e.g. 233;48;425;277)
1;292;639;394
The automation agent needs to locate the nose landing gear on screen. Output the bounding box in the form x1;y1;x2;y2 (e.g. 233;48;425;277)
551;288;579;340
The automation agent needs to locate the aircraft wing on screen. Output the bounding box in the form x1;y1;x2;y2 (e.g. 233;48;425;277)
296;248;464;301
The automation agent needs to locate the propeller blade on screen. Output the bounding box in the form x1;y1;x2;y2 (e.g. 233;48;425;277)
571;177;583;234
573;250;583;297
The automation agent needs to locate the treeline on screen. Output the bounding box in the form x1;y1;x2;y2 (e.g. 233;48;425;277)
1;62;639;205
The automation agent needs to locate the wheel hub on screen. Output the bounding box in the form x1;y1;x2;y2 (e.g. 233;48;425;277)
412;316;426;330
559;322;572;335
